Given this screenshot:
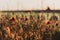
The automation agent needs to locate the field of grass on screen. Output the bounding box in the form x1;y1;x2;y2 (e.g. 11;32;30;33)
0;12;60;20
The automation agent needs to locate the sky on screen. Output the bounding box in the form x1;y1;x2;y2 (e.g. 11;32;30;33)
0;0;60;10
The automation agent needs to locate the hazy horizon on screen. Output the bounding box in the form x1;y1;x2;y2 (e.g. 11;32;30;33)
0;0;60;10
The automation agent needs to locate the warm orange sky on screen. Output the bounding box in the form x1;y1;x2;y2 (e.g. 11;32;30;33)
0;0;60;10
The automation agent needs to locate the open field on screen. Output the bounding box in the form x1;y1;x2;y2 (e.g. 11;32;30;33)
0;12;60;40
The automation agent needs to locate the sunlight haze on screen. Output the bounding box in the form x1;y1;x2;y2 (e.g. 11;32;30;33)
0;0;60;10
